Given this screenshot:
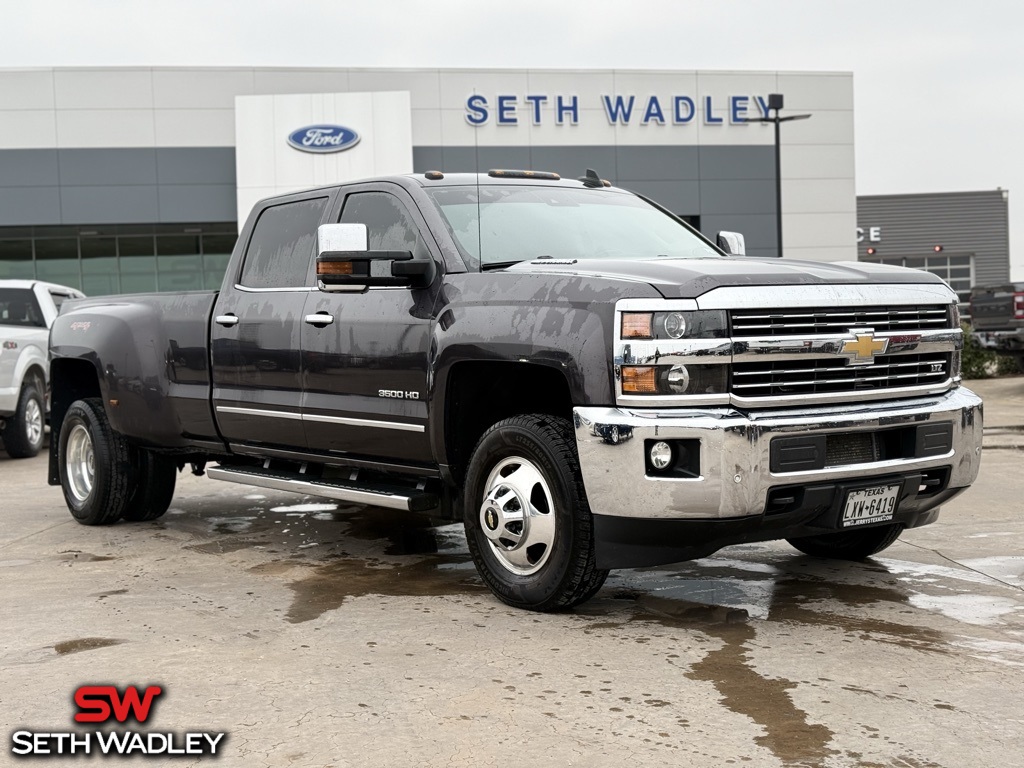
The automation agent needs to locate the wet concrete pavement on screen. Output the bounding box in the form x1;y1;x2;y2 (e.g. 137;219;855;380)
1;378;1022;767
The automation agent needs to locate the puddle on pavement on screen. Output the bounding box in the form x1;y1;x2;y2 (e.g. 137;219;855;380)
274;554;484;623
54;638;126;655
688;622;837;766
57;551;116;562
166;496;482;622
163;491;1024;764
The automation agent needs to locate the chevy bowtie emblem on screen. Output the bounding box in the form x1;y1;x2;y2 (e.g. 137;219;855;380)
841;331;889;364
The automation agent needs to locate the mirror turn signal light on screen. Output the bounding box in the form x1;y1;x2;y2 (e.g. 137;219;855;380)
621;366;658;393
317;260;354;276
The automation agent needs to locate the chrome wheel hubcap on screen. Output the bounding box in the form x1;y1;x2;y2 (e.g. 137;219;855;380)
65;424;95;503
479;456;556;576
25;398;43;447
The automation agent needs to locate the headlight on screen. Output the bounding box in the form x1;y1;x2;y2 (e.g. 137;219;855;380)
620;310;728;340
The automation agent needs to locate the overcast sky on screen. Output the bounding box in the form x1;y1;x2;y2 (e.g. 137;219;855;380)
4;0;1022;279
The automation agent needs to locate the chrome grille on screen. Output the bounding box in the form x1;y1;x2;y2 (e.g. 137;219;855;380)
732;353;951;399
731;306;951;336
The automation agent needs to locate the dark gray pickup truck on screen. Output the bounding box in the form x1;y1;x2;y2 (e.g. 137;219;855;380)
48;171;983;611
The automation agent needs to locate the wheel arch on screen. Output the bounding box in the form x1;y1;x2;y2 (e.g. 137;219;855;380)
437;360;574;491
48;358;103;485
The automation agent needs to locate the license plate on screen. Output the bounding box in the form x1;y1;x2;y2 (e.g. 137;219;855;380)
841;483;901;527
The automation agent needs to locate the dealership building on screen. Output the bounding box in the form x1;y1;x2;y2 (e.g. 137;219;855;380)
857;189;1011;302
0;66;856;294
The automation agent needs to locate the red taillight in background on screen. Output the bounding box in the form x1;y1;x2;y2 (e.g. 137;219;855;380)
1014;292;1024;320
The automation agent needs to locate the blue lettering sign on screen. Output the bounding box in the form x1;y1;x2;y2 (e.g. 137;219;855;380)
602;95;635;125
730;95;749;124
497;95;518;125
525;94;547;125
673;95;695;124
461;92;763;128
642;96;665;125
556;95;579;125
286;125;360;153
704;95;724;125
466;95;489;126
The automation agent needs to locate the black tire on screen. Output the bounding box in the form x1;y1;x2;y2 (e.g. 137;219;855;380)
464;414;608;611
58;398;136;525
786;523;904;560
121;451;177;522
2;379;45;458
609;426;620;445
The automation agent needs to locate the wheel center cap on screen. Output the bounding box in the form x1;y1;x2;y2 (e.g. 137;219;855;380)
479;483;530;548
484;507;499;531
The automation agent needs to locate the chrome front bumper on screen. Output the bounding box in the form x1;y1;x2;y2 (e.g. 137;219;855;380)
573;387;983;521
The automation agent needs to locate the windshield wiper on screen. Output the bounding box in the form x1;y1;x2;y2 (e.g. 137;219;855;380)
480;260;528;271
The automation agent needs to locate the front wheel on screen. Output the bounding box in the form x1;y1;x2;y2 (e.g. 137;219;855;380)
786;523;904;560
2;380;45;458
464;414;608;611
58;398;136;525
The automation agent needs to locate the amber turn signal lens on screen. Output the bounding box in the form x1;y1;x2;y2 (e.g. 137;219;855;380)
621;366;658;393
621;312;653;339
318;260;354;276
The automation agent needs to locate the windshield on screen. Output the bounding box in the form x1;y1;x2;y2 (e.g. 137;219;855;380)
424;185;721;269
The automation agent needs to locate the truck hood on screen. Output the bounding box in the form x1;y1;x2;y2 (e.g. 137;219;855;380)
504;257;948;299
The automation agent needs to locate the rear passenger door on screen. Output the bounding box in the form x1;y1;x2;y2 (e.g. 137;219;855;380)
211;192;331;449
300;184;439;464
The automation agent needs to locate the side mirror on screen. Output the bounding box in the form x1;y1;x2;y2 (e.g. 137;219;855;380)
316;223;435;290
716;231;746;256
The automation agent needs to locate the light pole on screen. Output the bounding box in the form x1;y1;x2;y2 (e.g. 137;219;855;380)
748;93;811;258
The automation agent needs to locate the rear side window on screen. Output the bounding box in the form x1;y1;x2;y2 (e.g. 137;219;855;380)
0;289;45;328
239;197;328;288
49;292;71;311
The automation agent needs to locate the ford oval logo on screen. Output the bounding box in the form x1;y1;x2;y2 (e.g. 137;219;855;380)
286;125;360;153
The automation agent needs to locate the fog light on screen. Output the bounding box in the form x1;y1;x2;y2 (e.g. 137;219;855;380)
666;365;690;393
650;441;673;470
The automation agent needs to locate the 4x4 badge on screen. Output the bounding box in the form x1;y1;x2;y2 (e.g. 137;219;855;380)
841;331;889;365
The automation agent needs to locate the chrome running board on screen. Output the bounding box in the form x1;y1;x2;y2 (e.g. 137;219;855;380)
207;465;437;512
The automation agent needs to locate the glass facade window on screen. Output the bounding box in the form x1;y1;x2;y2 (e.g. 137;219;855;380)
0;239;34;279
157;235;203;292
81;237;119;295
0;223;236;295
862;253;975;302
34;237;79;287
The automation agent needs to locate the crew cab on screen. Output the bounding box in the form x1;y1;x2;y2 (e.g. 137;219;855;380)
0;280;84;458
47;171;983;610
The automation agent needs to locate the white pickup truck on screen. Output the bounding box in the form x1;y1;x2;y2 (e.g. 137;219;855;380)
1;280;84;458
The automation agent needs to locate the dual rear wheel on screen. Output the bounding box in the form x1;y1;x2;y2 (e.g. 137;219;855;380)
59;398;176;526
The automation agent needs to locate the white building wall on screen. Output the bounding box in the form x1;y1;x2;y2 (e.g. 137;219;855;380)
234;91;413;224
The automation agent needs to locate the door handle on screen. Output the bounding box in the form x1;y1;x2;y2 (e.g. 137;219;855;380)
304;313;335;327
215;314;239;327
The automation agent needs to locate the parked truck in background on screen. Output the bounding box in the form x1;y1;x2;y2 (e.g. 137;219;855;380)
0;280;84;458
969;282;1024;367
46;171;983;611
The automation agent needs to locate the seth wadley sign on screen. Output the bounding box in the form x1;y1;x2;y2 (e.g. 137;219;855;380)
465;93;775;126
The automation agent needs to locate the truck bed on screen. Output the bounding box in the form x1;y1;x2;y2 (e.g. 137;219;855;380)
51;290;221;449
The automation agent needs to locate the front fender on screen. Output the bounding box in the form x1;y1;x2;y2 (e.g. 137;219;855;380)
426;272;659;464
